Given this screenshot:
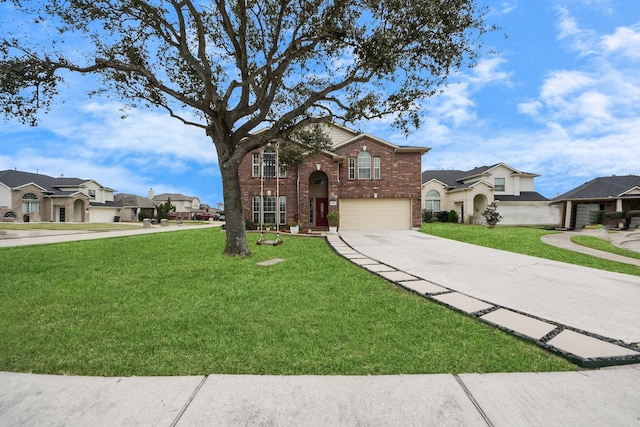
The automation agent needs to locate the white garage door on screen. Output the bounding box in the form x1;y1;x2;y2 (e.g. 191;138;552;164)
340;198;412;230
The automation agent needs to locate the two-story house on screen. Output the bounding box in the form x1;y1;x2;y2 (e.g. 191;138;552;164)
0;169;118;223
421;163;559;225
238;123;430;230
152;191;201;220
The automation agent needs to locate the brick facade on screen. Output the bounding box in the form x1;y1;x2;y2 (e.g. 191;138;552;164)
1;184;89;223
239;132;426;229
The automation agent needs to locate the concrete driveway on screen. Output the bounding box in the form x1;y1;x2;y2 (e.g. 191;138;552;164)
338;230;640;348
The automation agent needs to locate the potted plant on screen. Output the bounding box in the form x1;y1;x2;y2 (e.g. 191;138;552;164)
327;211;340;233
289;221;299;234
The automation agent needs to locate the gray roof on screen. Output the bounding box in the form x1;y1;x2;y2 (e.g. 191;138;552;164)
114;193;157;208
0;170;93;194
553;175;640;202
496;192;549;202
153;193;197;202
421;170;468;187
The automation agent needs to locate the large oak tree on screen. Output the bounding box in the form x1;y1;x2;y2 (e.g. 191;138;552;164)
1;0;492;256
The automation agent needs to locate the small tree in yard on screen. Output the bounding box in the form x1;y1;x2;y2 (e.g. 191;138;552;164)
0;0;494;256
156;198;176;222
481;202;502;228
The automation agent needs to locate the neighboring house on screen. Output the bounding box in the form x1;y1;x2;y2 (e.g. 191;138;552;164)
152;190;201;220
113;193;157;222
552;174;640;229
421;163;559;225
238;122;430;230
0;169;118;223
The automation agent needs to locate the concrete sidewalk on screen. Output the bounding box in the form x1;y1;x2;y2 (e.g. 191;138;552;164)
335;230;640;367
0;222;221;248
2;367;640;426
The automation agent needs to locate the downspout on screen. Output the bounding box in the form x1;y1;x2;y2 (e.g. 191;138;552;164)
296;168;300;226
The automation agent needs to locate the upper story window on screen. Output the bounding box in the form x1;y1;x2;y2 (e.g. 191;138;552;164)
350;151;381;180
252;147;286;178
373;157;380;179
494;178;505;192
358;151;371;179
88;189;96;198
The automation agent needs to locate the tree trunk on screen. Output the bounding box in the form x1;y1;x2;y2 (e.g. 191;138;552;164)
220;160;250;256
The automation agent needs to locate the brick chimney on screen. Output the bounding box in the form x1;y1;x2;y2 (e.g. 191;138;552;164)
148;188;154;199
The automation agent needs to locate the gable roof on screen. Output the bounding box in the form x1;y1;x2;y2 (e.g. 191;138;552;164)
114;193;156;208
153;193;198;202
422;163;539;188
0;170;115;194
496;192;549;202
421;170;468;188
553;175;640;202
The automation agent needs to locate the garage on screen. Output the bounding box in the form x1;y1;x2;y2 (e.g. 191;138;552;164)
339;198;412;230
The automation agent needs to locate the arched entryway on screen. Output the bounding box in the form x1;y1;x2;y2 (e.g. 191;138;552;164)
74;199;85;222
308;171;328;228
473;194;488;222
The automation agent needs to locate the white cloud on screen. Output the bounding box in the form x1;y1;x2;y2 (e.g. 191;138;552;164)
601;25;640;60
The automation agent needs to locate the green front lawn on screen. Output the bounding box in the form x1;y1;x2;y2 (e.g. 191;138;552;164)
0;228;574;376
420;223;640;276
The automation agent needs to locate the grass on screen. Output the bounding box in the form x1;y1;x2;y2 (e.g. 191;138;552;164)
0;228;574;376
420;223;640;277
571;235;640;260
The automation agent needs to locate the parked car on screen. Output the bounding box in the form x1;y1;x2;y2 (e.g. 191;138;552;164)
196;212;218;220
217;212;225;221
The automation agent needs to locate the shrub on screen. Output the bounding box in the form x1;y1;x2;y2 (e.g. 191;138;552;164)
481;202;502;228
422;209;434;223
435;211;449;222
447;210;459;223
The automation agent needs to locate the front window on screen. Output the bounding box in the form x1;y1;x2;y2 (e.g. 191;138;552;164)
22;193;39;213
348;158;356;180
88;189;96;199
358;151;371;179
494;178;505;192
373;157;380;179
425;190;441;212
253;195;286;225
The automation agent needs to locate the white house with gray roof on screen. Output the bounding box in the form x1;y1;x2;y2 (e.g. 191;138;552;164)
421;163;559;225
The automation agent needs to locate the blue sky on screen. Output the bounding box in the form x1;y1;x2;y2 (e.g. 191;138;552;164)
1;0;639;207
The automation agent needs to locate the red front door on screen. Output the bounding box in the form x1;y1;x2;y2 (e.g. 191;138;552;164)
316;198;328;226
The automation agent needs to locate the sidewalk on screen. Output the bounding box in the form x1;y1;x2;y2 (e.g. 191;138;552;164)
0;222;221;248
2;367;639;426
541;228;640;266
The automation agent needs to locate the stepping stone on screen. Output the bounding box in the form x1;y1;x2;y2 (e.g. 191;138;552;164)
378;271;417;282
432;292;493;314
342;253;369;260
481;309;557;340
364;263;396;273
547;330;640;359
350;258;380;266
399;280;448;295
257;258;285;267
